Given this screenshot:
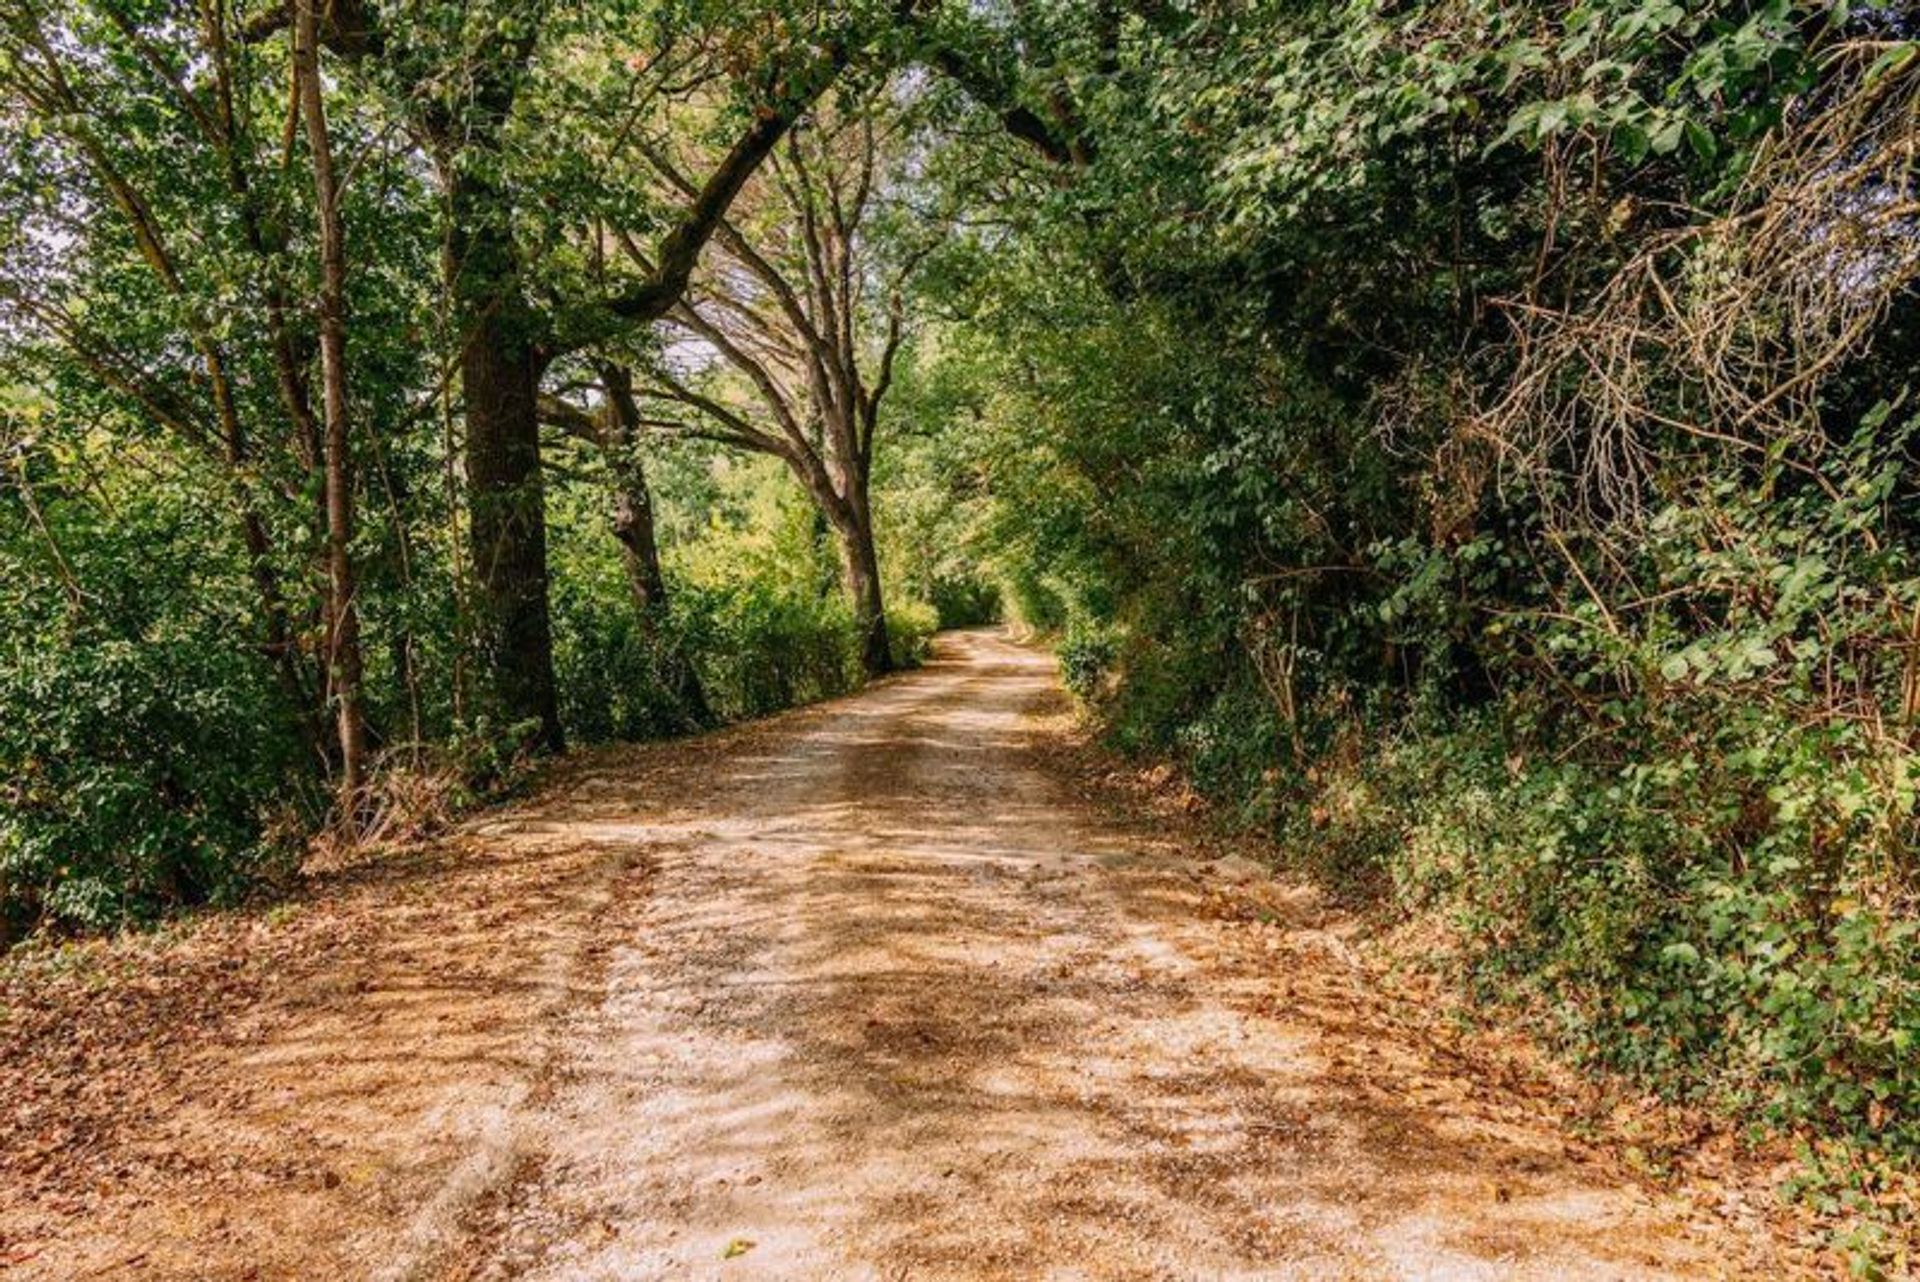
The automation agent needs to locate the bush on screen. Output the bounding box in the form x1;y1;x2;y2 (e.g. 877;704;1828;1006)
929;575;1000;628
554;567;873;737
1218;429;1920;1158
0;464;312;941
1290;712;1920;1153
682;579;863;720
0;628;303;937
1176;679;1284;815
551;586;712;743
887;598;940;668
1057;621;1119;700
1010;380;1920;1182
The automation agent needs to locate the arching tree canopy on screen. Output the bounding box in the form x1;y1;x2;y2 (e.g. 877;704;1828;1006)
6;0;1920;1253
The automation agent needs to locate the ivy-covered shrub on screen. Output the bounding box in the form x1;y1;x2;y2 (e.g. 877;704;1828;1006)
1298;710;1920;1150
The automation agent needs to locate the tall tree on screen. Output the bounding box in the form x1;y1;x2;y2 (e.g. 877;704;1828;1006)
278;0;856;748
619;93;927;676
292;0;369;812
0;0;332;761
416;11;566;748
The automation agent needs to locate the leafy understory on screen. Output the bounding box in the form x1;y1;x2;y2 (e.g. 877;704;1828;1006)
4;0;1920;1272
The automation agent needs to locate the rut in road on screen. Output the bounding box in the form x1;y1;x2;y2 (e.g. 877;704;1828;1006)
0;631;1784;1281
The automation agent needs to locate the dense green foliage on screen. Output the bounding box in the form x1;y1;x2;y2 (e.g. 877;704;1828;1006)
0;0;972;938
549;454;942;743
0;436;309;931
0;397;949;939
6;0;1920;1248
886;0;1920;1232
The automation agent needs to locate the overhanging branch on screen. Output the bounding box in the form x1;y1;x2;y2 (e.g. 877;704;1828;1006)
599;44;849;328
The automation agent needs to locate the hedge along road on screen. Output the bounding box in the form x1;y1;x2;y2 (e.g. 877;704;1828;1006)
0;631;1787;1280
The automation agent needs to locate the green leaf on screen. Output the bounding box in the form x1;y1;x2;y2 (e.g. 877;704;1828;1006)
1662;942;1701;966
1683;120;1717;160
1863;42;1917;88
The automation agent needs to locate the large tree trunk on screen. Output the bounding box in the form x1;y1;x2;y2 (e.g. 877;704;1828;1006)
462;316;563;751
294;0;369;814
449;168;564;751
601;366;713;728
793;452;891;679
834;477;892;678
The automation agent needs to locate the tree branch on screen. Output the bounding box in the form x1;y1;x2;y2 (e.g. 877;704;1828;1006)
535;393;605;446
600;43;847;326
641;369;791;459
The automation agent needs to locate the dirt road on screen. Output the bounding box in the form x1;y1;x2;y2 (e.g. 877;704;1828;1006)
1;631;1782;1280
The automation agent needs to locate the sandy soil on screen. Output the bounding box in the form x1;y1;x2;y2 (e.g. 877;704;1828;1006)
1;630;1793;1280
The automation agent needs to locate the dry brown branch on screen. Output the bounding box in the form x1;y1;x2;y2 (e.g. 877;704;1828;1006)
1472;43;1920;530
